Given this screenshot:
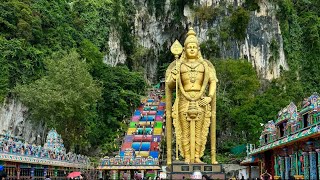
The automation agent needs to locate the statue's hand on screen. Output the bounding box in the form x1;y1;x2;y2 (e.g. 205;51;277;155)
171;68;178;80
199;97;212;106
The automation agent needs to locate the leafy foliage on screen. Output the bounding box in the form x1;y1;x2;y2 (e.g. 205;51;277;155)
0;54;9;102
170;0;193;24
156;42;175;81
194;5;219;23
230;7;250;41
89;64;146;155
200;38;220;59
196;0;319;155
205;58;305;152
269;38;280;71
243;0;260;11
15;51;102;150
1;0;320;160
213;59;260;150
276;0;320;93
146;0;166;19
0;37;45;91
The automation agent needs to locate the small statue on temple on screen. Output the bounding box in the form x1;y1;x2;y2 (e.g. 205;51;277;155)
28;145;32;156
3;142;9;152
12;142;17;153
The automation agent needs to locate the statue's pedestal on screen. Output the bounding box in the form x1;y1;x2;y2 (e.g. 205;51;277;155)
167;161;225;179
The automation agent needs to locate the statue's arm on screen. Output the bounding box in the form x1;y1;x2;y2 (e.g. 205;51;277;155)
166;73;176;89
208;79;216;98
207;61;218;98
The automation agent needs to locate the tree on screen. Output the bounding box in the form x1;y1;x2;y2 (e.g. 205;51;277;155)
213;59;260;151
88;64;147;155
15;50;101;150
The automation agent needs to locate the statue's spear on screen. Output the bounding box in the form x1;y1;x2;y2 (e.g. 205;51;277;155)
169;40;183;163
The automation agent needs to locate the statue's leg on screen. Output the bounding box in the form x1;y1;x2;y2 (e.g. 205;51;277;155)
200;117;211;157
195;113;205;163
180;112;190;163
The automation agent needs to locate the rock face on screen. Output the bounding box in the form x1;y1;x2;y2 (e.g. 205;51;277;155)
240;1;288;79
0;98;46;144
107;0;288;82
196;1;288;79
103;28;127;66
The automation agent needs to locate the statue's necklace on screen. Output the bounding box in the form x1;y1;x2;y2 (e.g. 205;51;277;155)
184;62;201;83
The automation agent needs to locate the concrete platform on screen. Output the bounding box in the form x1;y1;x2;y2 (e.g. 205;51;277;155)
167;162;226;179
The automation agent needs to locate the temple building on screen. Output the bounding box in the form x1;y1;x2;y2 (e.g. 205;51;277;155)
242;93;320;179
0;129;90;179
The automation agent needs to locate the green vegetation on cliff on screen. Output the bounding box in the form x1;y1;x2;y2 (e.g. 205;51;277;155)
276;0;320;92
0;0;146;155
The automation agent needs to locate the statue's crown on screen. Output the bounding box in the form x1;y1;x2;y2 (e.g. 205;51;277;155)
184;27;199;46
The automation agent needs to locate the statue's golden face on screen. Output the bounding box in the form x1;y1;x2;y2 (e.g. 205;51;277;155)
185;42;198;59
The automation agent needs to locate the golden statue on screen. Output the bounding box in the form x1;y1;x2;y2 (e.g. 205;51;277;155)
165;27;218;164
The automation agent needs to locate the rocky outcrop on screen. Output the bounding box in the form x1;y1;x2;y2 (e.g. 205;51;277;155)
107;0;288;82
103;28;127;66
0;98;46;145
241;1;288;79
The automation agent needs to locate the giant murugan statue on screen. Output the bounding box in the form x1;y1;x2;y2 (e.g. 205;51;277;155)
165;27;218;164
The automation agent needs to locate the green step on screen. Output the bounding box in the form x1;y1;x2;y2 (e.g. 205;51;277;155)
154;122;163;128
129;122;137;128
151;106;157;110
144;107;151;111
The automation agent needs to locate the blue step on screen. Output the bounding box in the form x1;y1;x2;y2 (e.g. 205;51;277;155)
120;151;125;157
149;151;159;158
156;110;164;116
141;142;150;151
134;110;141;116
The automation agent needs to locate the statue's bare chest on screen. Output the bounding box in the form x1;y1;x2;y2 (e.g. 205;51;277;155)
180;62;205;88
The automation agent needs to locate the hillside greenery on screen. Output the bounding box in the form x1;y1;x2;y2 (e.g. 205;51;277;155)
0;0;146;155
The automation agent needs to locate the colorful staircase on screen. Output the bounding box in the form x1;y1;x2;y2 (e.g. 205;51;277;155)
119;94;165;161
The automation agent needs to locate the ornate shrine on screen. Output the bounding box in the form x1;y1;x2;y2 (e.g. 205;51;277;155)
0;129;90;179
242;93;320;180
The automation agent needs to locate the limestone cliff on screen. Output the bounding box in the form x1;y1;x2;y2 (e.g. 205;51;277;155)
0;98;46;144
104;27;127;66
104;0;288;82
